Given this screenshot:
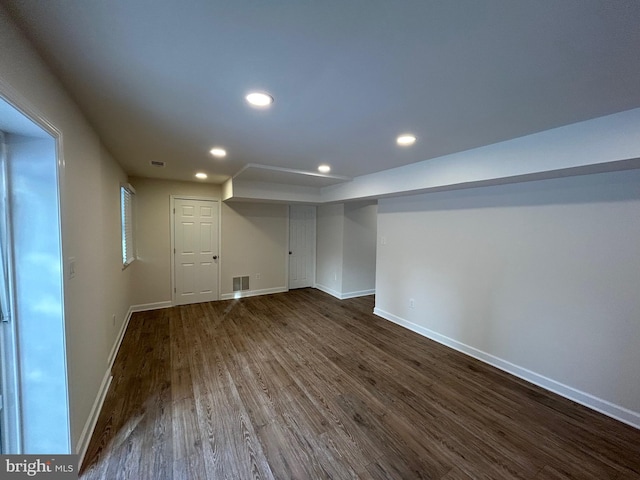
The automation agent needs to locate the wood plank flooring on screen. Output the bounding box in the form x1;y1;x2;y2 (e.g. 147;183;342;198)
80;288;640;479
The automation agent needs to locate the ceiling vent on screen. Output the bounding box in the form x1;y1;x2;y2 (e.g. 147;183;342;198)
150;160;165;167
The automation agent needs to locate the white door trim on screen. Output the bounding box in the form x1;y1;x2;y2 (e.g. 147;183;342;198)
170;195;221;305
288;205;317;289
285;205;290;292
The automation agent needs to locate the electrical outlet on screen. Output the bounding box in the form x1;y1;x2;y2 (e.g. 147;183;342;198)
409;298;415;309
380;236;387;245
112;314;116;327
255;273;261;280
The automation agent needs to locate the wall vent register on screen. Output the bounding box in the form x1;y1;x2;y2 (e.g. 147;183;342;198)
232;276;250;292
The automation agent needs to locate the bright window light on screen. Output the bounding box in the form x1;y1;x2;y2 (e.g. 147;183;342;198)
121;184;136;266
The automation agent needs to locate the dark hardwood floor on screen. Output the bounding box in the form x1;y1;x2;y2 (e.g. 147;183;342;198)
80;288;640;479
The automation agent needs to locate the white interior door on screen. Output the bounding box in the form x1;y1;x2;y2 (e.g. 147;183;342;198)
173;198;219;305
289;205;316;289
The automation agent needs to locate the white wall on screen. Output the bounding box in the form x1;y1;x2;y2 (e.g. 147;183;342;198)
316;201;377;299
375;169;640;427
130;177;289;303
0;7;133;452
229;180;322;204
221;202;288;298
316;203;344;296
342;201;377;296
129;177;221;306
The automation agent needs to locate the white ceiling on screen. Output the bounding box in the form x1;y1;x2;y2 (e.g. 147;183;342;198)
4;1;640;187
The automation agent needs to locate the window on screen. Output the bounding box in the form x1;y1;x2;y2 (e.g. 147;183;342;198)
1;118;70;453
120;184;136;267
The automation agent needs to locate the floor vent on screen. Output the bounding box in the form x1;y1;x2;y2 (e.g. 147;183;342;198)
232;276;250;292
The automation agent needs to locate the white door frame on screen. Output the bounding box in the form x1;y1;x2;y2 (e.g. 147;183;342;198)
285;206;290;291
170;195;221;305
288;204;317;289
0;129;21;455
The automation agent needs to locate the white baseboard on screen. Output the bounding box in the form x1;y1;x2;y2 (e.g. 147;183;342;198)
76;369;112;467
107;307;133;367
220;286;288;301
315;284;375;300
314;283;342;299
130;301;173;312
373;307;640;430
341;289;375;299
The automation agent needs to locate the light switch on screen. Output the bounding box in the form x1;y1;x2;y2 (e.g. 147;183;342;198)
69;257;76;279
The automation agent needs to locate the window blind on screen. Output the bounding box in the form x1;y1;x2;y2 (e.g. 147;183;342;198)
120;185;135;266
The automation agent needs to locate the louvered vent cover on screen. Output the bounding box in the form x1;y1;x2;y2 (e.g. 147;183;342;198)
232;276;250;292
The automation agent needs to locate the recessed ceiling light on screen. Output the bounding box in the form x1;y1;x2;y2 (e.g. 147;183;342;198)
195;172;208;179
210;147;227;158
396;134;417;146
246;91;274;107
318;164;331;173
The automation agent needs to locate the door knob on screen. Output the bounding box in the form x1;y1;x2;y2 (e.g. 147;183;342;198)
289;251;292;255
213;255;218;260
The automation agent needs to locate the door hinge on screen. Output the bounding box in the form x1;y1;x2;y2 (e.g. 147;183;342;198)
174;287;176;293
1;313;10;323
174;248;176;254
173;208;175;214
